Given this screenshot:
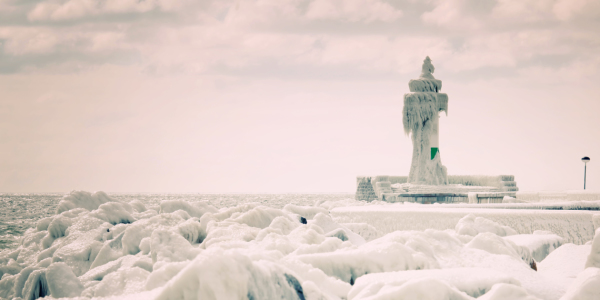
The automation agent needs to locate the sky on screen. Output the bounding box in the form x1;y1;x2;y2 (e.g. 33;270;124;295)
1;0;599;193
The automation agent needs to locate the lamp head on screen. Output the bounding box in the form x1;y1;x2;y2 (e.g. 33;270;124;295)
582;156;590;163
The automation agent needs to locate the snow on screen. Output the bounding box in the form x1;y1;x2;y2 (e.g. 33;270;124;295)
504;232;563;262
349;268;521;299
585;228;600;268
516;190;600;202
331;204;597;244
560;267;600;300
537;243;590;289
46;262;84;297
1;190;599;300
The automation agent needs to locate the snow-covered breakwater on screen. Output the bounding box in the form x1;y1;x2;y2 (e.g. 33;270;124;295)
331;204;598;244
1;191;599;300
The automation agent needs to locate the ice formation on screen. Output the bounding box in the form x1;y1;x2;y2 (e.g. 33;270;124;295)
1;191;599;300
403;56;448;185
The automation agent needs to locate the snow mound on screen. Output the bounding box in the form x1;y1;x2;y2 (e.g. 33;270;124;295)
352;277;472;300
477;283;541;300
561;267;600;300
56;191;115;213
349;268;520;299
504;232;563;262
159;200;217;219
585;228;600;268
456;214;517;237
155;250;305;300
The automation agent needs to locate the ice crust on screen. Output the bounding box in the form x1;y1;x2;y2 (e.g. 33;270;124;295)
0;191;597;300
332;204;597;244
403;57;448;185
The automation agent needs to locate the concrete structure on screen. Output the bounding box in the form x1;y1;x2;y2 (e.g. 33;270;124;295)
355;175;519;202
354;57;520;203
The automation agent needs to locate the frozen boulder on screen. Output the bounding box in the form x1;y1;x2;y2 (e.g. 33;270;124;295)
48;215;72;239
159;200;217;219
90;232;125;270
46;262;84;298
297;241;430;285
90;202;136;225
340;223;380;242
456;214;517;237
202;222;260;248
477;283;541;300
504;232;563;262
176;218;206;244
351;277;472;300
227;206;291;229
585;228;600;268
561;267;600;300
283;204;328;220
21;268;49;300
466;232;534;269
121;213;185;255
51;233;104;276
145;261;189;290
155;251;305;300
0;258;23;279
150;229;202;263
349;268;521;299
0;273;16;298
128;200;147;212
310;213;366;246
56;191;114;214
84;266;150;297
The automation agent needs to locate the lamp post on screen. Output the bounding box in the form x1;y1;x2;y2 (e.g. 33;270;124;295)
582;156;590;190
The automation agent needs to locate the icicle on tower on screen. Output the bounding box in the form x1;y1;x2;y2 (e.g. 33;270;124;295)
403;56;448;185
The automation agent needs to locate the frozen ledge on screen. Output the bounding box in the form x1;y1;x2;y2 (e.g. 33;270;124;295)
331;204;598;244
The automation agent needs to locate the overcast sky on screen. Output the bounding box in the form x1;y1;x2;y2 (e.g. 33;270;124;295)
1;0;599;193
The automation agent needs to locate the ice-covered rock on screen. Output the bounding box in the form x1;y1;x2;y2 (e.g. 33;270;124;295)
456;214;517;237
56;191;115;213
310;213;366;246
150;229;202;263
477;283;541;300
155;251;306;300
560;267;600;300
283;204;328;220
504;232;563;262
121;213;186;255
349;268;520;299
537;243;591;291
296;232;433;284
46;262;84;298
466;232;534;268
3;190;593;300
89;202;136;225
227;206;291;229
352;277;472;300
585;228;600;268
159;200;217;219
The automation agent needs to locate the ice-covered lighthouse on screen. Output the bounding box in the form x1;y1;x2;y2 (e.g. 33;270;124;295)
355;57;518;202
403;56;448;185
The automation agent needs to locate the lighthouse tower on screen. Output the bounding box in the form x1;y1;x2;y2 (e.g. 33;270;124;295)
403;56;448;185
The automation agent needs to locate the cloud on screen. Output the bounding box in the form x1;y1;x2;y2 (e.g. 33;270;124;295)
0;0;596;81
27;0;188;21
305;0;402;23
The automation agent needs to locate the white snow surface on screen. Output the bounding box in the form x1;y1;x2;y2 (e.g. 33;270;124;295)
0;191;597;300
331;204;597;244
